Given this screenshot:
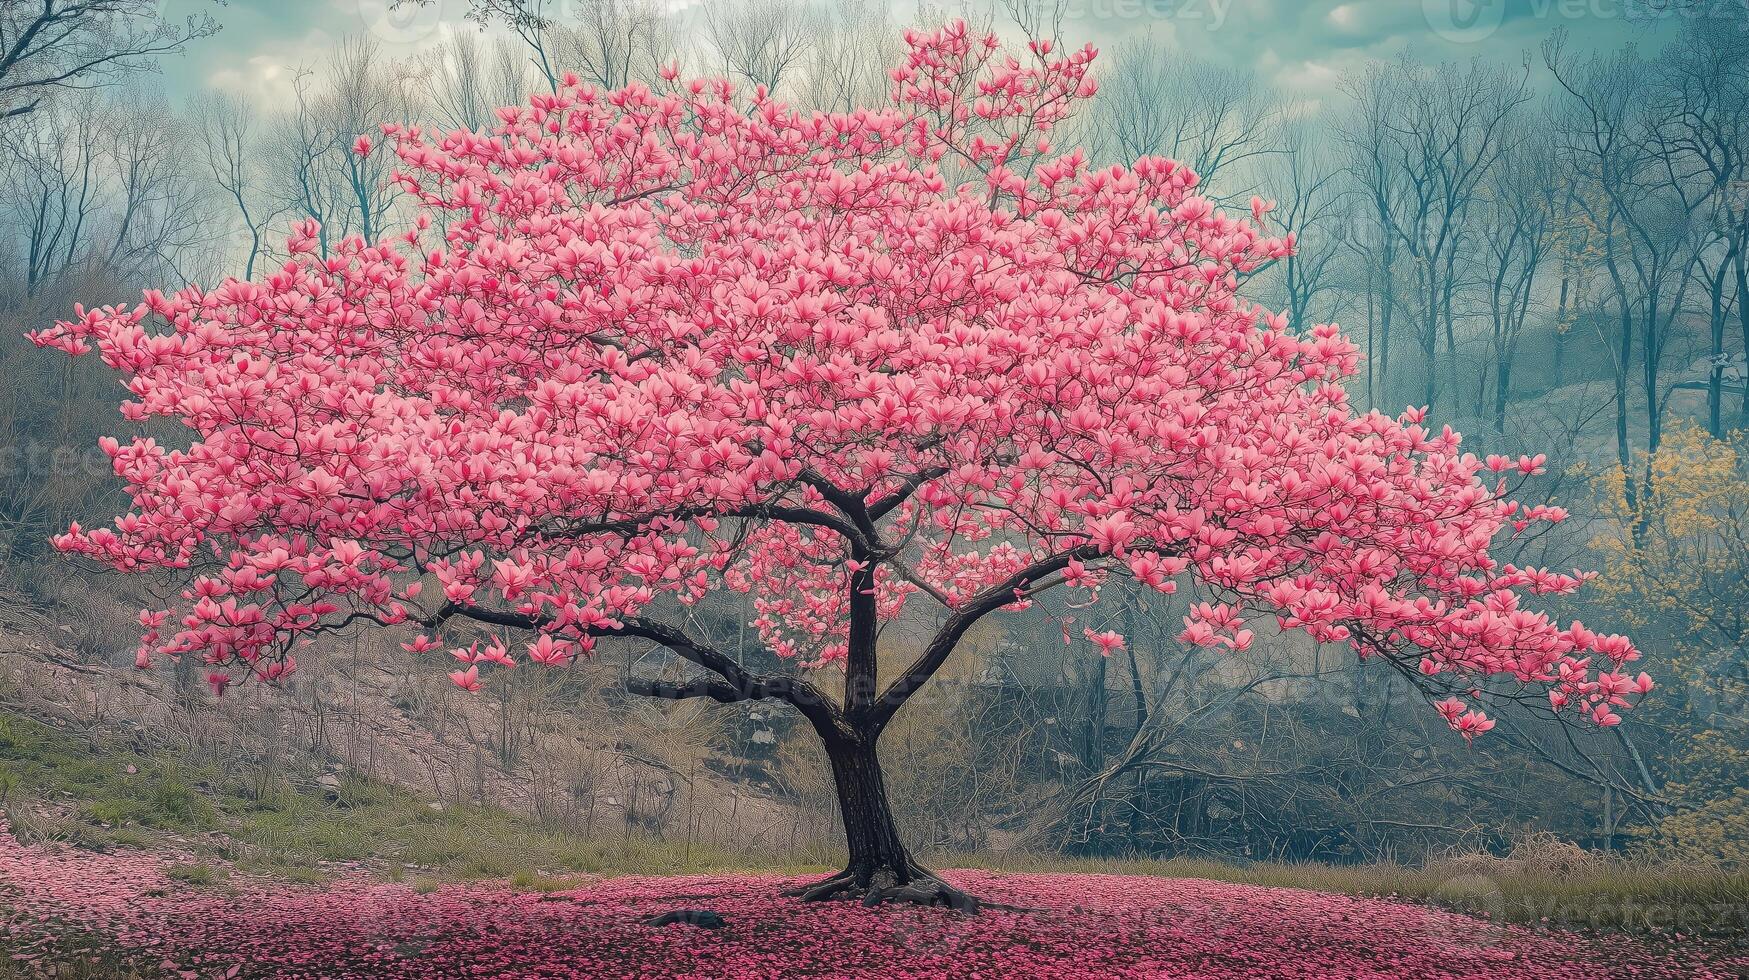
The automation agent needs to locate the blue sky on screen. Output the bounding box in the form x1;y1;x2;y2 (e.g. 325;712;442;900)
150;0;1700;109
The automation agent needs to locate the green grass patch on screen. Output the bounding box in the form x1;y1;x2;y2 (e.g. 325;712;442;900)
163;861;228;887
0;710;827;886
0;713;218;834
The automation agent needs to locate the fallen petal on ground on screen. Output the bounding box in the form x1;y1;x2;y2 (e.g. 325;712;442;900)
1;832;1743;979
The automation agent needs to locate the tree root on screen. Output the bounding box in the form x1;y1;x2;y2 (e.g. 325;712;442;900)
784;866;1036;914
643;909;726;929
780;868;855;900
860;876;981;912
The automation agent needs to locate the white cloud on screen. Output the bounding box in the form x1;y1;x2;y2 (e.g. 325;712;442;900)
1270;56;1347;106
1326;4;1360;31
207;53;301;107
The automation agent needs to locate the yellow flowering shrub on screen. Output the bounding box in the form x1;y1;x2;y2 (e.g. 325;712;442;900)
1592;424;1749;865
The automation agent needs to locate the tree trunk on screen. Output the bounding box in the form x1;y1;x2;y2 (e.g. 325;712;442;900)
1493;355;1513;434
830;736;914;887
1736;244;1749;427
1080;652;1107;773
1377;247;1394;404
1553;269;1570;387
785;733;980;911
1708;257;1730;438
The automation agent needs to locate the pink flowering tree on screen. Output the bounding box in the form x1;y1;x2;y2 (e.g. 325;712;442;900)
33;23;1649;909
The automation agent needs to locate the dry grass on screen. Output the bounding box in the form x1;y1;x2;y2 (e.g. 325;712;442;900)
951;835;1749;935
0;710;835;886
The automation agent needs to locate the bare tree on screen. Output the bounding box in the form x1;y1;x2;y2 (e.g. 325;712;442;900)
0;94;100;293
98;91;209;284
1547;34;1715;493
442;0;564;93
268;40;419;256
0;0;218;121
553;0;673;91
270;64;343;259
703;0;816;96
1340;63;1406;409
427;30;531;134
194;92;281;280
998;0;1065;49
1265;113;1347;334
0;85;212;298
1094;37;1278;202
428;31;494;133
424;0;678;95
1343;56;1532;414
1653;24;1749;435
327;37;418;245
1475;123;1559;433
797;0;894;113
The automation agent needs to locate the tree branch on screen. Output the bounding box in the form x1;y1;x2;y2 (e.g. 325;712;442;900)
427;602;852;741
866;543;1104;732
797;468;879;537
529;500;863;548
625;676;747;703
867;464;950;522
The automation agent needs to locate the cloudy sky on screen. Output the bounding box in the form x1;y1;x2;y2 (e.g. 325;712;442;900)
151;0;1699;109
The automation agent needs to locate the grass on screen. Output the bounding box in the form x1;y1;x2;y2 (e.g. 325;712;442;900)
0;711;830;886
0;716;217;830
0;952;156;980
949;850;1749;936
162;861;229;887
2;710;1744;938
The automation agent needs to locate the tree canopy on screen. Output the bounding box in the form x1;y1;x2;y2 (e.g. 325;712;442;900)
32;21;1647;756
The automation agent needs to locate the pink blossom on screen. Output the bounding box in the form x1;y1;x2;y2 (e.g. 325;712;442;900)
24;19;1646;751
1083;628;1125;656
448;665;482;692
